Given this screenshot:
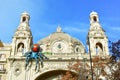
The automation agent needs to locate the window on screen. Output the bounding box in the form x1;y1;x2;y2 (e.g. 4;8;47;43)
0;64;4;70
76;47;79;52
0;54;6;60
96;42;103;54
22;17;26;22
75;46;81;53
17;43;24;53
58;43;61;49
93;16;97;22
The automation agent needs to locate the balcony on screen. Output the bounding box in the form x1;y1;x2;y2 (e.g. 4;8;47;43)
0;68;6;74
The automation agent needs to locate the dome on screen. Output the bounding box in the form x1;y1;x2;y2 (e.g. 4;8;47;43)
90;11;98;16
38;26;85;54
21;11;30;18
22;11;29;15
38;26;83;45
38;32;80;43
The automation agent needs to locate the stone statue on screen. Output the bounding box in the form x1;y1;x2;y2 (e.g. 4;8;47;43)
96;45;102;55
18;44;24;53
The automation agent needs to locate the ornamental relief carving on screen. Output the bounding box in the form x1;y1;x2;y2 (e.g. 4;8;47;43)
13;63;22;76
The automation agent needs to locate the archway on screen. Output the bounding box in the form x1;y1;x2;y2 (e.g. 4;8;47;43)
22;17;26;22
93;16;97;22
17;43;24;52
96;42;103;54
35;70;77;80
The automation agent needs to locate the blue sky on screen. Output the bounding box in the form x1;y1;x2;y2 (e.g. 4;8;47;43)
0;0;120;45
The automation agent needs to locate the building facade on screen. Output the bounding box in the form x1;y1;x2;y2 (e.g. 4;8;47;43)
0;11;109;80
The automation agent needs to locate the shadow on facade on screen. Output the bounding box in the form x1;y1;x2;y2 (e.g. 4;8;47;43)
35;70;77;80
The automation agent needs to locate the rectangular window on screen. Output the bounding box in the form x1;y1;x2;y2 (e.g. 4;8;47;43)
0;64;4;70
0;54;6;60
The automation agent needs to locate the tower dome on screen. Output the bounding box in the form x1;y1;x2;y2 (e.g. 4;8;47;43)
90;11;98;16
20;11;30;23
89;11;99;24
22;11;29;15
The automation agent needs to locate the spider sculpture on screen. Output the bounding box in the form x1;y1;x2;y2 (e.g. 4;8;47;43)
25;44;48;71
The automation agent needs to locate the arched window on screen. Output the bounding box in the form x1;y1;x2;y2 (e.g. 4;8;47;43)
96;42;103;54
58;43;61;49
75;46;81;53
17;43;24;53
22;17;26;22
93;16;97;22
76;47;79;52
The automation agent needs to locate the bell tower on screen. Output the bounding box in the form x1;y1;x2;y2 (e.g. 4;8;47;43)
87;11;109;56
20;12;30;23
11;12;33;56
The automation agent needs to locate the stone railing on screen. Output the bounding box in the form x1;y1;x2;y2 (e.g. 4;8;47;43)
51;53;78;56
0;47;11;51
45;53;90;60
0;58;6;62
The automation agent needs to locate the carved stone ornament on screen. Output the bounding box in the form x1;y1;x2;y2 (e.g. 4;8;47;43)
13;63;22;76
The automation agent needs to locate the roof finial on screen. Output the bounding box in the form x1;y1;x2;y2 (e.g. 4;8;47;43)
57;25;62;32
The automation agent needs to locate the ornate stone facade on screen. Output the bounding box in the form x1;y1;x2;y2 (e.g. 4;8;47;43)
87;11;109;56
0;11;109;80
38;26;85;54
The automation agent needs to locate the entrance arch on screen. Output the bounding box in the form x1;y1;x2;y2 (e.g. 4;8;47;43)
35;70;77;80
